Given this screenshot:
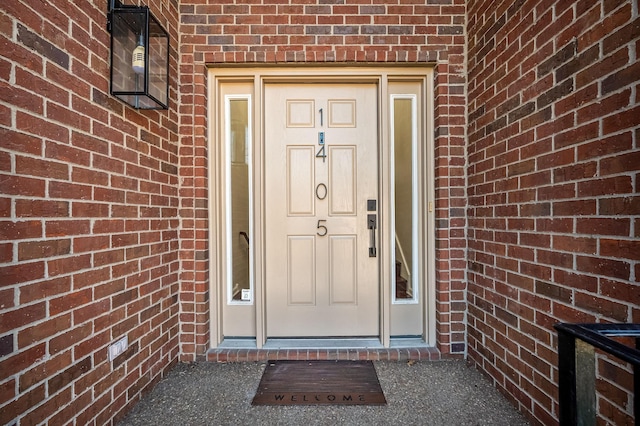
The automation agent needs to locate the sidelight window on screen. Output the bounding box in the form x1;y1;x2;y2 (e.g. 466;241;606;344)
391;95;418;303
226;96;252;304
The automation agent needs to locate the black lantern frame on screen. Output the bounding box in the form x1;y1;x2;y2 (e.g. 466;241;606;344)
107;0;169;110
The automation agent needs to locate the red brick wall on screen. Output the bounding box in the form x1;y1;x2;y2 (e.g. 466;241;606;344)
177;0;468;359
467;0;639;424
12;0;637;424
0;1;180;424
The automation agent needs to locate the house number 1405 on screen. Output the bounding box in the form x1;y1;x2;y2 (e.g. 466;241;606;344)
316;129;327;236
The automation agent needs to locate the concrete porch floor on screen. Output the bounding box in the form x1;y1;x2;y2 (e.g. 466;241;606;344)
118;360;530;425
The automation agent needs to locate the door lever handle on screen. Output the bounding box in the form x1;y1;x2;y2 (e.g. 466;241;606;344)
367;214;377;257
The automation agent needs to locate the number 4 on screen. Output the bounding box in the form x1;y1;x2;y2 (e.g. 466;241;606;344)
316;145;326;162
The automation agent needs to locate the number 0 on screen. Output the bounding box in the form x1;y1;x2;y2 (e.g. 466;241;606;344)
316;183;327;200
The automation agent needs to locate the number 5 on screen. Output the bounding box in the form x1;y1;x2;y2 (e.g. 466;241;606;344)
317;220;327;236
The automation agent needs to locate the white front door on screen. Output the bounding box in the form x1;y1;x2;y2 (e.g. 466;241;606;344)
265;83;379;337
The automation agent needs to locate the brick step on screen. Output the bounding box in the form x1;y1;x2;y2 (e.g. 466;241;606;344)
206;347;461;362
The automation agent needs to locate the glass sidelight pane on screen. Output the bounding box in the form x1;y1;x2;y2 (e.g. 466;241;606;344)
227;98;251;303
393;97;417;302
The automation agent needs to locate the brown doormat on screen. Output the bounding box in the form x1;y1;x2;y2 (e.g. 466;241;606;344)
252;360;387;406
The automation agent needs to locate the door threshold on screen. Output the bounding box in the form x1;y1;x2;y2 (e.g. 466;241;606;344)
264;338;384;350
216;337;429;350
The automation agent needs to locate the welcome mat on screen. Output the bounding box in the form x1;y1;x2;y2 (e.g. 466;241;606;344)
251;360;387;406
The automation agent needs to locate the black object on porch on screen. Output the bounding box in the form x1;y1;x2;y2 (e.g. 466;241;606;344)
554;323;640;426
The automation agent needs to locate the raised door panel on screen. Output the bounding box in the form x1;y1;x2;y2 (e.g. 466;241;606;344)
287;236;316;305
328;146;356;216
329;235;357;305
287;146;315;216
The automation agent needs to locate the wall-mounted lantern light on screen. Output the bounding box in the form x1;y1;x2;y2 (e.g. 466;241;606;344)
107;0;169;110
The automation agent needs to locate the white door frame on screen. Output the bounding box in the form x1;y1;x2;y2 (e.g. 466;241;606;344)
207;66;436;349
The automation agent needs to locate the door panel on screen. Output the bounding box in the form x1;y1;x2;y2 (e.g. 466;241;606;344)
265;83;378;337
287;146;315;216
287;236;316;305
328;146;356;215
329;235;357;304
287;100;315;127
328;100;356;127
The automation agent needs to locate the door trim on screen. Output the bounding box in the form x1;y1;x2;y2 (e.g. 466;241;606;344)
207;66;435;349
